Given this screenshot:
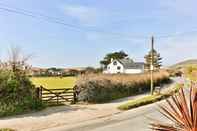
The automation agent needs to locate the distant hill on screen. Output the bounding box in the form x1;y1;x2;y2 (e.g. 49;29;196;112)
170;59;197;69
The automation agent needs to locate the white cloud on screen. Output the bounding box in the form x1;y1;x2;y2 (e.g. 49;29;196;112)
64;5;99;26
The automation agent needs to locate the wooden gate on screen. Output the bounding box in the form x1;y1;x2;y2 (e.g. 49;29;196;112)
36;86;77;104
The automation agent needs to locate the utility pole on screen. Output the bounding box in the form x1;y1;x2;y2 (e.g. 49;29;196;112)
150;36;154;95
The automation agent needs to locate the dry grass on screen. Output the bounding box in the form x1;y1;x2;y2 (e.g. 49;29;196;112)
77;70;170;86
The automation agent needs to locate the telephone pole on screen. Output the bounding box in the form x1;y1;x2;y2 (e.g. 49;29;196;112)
150;36;154;95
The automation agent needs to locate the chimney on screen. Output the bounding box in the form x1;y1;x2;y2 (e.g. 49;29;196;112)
111;58;114;62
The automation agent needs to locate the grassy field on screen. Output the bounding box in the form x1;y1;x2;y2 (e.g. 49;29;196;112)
31;77;76;89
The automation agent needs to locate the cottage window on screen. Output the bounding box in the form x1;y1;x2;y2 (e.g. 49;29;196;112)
113;61;117;65
117;66;121;70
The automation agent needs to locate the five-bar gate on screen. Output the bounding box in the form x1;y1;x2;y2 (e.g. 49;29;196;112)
36;86;77;105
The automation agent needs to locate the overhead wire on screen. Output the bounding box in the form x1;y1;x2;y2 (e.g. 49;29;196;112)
0;2;197;40
0;3;149;40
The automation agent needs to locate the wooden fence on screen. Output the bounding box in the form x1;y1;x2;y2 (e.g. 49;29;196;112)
36;86;77;105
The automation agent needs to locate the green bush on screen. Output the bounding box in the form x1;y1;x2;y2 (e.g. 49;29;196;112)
0;69;43;117
75;70;171;103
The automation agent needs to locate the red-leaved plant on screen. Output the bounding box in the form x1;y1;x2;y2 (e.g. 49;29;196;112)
151;83;197;131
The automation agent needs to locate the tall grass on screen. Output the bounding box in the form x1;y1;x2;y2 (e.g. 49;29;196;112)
75;70;170;103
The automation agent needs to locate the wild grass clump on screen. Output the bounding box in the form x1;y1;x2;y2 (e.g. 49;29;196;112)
75;70;171;103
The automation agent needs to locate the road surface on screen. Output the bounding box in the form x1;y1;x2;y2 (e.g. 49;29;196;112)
43;99;168;131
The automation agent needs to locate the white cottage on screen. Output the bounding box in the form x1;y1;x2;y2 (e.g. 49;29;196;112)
103;58;144;74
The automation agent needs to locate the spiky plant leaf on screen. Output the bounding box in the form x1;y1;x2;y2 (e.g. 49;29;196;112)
151;84;197;131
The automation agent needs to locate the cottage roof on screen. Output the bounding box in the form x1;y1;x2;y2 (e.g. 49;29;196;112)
118;59;144;69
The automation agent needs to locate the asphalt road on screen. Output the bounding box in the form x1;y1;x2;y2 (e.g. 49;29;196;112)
44;99;168;131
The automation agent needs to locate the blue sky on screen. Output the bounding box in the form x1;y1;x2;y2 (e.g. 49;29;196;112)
0;0;197;68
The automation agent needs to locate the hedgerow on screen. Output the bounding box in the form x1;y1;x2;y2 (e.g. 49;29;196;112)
75;70;171;103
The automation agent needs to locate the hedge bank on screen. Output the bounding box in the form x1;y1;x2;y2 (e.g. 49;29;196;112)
75;70;171;103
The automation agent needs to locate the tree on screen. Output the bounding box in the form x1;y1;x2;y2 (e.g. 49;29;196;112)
144;49;162;70
84;67;102;74
84;67;96;74
5;46;33;78
100;51;128;68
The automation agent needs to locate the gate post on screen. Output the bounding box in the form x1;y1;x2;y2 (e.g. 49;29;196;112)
73;86;78;104
36;87;40;99
40;86;43;102
72;92;76;104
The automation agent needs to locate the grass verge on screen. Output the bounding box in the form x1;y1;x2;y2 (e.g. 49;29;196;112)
0;129;15;131
118;84;182;110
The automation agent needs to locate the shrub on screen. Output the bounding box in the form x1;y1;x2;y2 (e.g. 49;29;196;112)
0;69;43;117
0;47;45;117
75;70;171;103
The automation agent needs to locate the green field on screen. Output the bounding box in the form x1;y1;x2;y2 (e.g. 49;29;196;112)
31;77;77;89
